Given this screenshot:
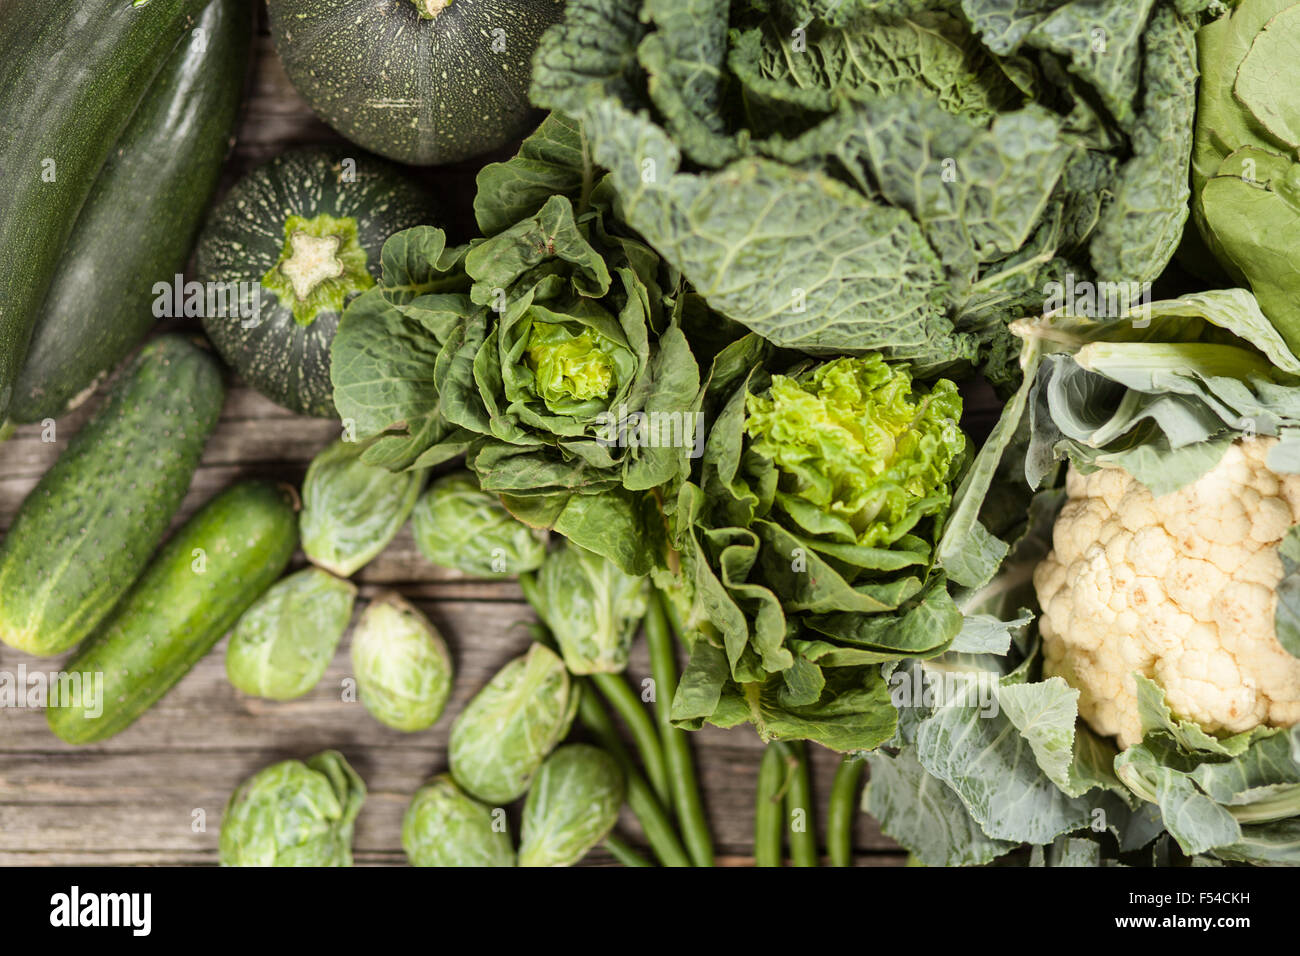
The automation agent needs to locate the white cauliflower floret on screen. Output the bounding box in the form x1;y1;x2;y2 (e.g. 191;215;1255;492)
1033;438;1300;748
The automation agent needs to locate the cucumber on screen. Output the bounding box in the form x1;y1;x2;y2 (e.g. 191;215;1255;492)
0;0;207;419
0;336;224;657
48;481;299;745
7;0;252;424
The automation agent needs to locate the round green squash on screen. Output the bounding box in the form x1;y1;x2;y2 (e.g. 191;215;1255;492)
266;0;565;166
195;147;433;417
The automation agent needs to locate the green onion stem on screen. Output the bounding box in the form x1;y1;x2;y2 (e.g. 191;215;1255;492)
604;833;655;867
754;744;785;867
646;589;715;867
827;754;864;867
577;681;693;868
782;740;819;867
590;672;671;810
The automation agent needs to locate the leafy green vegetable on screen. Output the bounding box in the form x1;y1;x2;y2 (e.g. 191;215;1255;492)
449;643;579;803
1192;0;1300;354
219;750;365;867
332;115;703;573
533;538;649;674
411;471;548;577
1015;288;1300;494
350;592;453;732
531;0;1199;369
863;338;1300;868
518;744;625;867
299;438;425;577
330;226;479;472
661;348;983;750
402;775;516;867
225;568;356;701
1088;5;1198;284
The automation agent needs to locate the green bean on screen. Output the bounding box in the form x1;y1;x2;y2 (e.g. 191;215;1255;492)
828;754;865;867
577;684;693;868
604;833;655;867
521;589;691;868
591;672;671;810
645;590;714;867
782;740;819;866
754;744;785;867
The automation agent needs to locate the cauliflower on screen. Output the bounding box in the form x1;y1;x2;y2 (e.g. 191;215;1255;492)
1034;437;1300;748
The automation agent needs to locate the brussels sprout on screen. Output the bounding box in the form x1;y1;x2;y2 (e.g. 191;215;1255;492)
351;592;452;732
411;471;548;577
535;538;648;674
219;749;365;867
449;643;578;804
300;438;424;577
519;744;624;867
225;567;356;700
401;774;515;867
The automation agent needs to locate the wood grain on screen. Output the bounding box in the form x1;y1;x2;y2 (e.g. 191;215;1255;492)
0;9;909;867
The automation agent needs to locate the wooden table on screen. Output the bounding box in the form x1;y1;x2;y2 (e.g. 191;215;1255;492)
0;15;908;866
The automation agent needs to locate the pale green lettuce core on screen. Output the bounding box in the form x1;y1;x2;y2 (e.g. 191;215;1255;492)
745;354;966;549
524;320;619;411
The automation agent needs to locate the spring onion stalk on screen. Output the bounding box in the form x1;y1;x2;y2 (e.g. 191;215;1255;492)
604;833;655;867
577;680;693;868
645;589;714;867
782;740;819;867
590;672;671;810
754;744;785;867
827;754;864;867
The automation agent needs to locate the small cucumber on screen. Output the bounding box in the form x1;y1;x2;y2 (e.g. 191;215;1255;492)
48;481;299;744
0;335;224;656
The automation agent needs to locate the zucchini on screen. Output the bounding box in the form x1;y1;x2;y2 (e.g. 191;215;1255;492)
0;336;224;657
48;481;299;745
265;0;564;165
194;147;433;417
0;0;208;420
7;0;253;424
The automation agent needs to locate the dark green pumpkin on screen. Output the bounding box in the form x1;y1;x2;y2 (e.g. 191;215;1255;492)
195;147;433;417
266;0;565;166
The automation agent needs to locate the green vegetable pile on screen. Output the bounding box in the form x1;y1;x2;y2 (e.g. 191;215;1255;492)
14;0;1300;872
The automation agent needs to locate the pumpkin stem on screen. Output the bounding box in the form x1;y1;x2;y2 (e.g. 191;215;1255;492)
411;0;451;19
261;213;375;327
281;231;345;300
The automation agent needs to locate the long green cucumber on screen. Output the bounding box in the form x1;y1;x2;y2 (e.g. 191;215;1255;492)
8;0;252;424
0;336;224;656
48;481;299;745
0;0;207;419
